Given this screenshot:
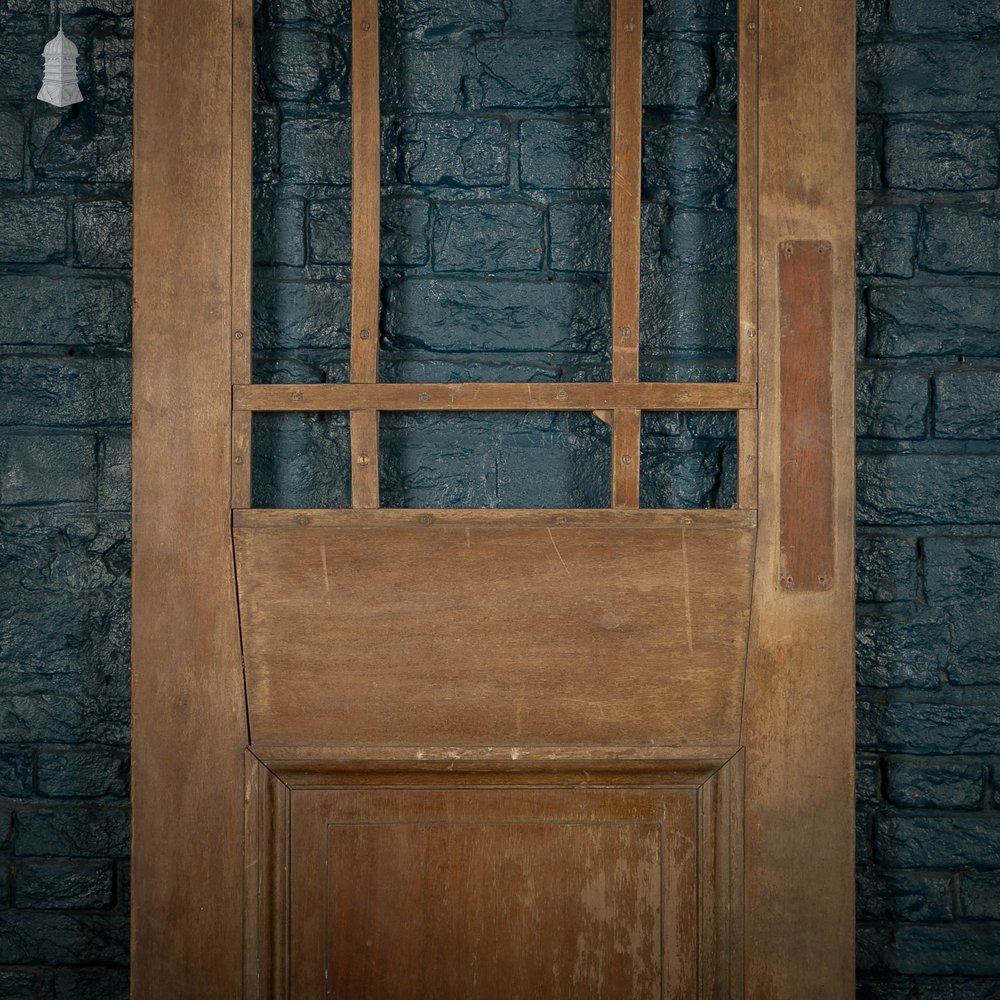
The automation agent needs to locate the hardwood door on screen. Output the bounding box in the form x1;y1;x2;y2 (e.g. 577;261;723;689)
131;0;855;996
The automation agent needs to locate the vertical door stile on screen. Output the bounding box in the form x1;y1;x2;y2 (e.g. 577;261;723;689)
350;0;381;508
610;0;643;509
231;0;253;508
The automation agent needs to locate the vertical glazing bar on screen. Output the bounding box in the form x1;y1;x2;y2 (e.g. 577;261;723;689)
610;0;643;509
231;0;253;508
737;0;761;509
350;0;380;508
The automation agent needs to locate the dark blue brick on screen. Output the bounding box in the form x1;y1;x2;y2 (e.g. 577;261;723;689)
253;278;350;351
856;369;927;439
0;199;67;264
520;119;609;192
885;122;998;192
877;926;1000;976
37;750;128;798
280;116;351;184
0;109;24;181
0;693;129;745
856;533;917;603
857;206;917;278
383;42;468;112
859;42;1000;114
920;981;1000;1000
857;0;887;35
0;748;33;797
0;23;47;101
960;873;1000;919
15;861;115;909
857;454;1000;525
856;610;948;688
97;433;130;513
14;806;130;858
254;198;306;267
504;0;605;34
382;198;433;267
640;271;737;359
0;434;97;507
0;913;128;965
664;210;737;271
257;28;347;104
887;1;1000;34
935;372;1000;439
0;972;39;1000
858;701;1000;755
266;0;349;25
921;208;1000;275
885;758;985;809
877;813;1000;869
401;117;508;188
857;117;882;192
642;39;712;111
385;0;506;36
857;869;953;921
644;0;736;33
53;967;130;1000
73;201;131;270
31;112;132;184
867;285;1000;360
432;202;542;272
643;121;736;208
88;32;132;111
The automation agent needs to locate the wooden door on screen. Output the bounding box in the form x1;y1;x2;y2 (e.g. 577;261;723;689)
132;0;855;997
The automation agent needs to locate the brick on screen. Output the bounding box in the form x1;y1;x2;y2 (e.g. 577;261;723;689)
640;442;726;509
384;0;506;36
664;209;736;271
37;751;128;798
935;371;1000;438
921;208;1000;275
856;369;927;439
88;31;132;111
280;116;351;184
470;37;608;110
885;758;985;809
857;0;887;35
383;42;468;112
97;433;130;513
432;202;542;272
15;806;130;858
887;1;1000;34
857;755;882;808
857;454;1000;525
641;271;737;358
504;0;606;33
31;111;132;184
867;285;1000;360
857;117;882;192
253;278;350;351
857;206;917;278
381;198;432;267
856;610;948;688
519;119;609;192
401;117;508;188
0;357;131;427
876;814;1000;869
885;122;998;192
880;925;1000;976
643;0;736;33
53;968;130;1000
0;434;96;506
257;28;347;104
254;198;306;267
383;276;608;355
0;913;128;965
549;202;609;273
0;276;130;348
0;806;12;849
643;121;736;208
919;983;1000;1000
642;39;712;111
267;0;351;23
856;533;917;603
859;42;1000;114
0;24;46;101
0;972;39;1000
0;109;24;181
0;748;33;797
0;199;67;264
923;536;1000;686
0;693;129;745
73;201;131;269
15;861;114;909
858;701;1000;755
857;869;953;921
960;872;1000;919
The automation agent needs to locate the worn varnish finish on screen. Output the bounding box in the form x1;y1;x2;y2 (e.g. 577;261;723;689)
132;0;246;995
133;0;855;993
235;524;754;747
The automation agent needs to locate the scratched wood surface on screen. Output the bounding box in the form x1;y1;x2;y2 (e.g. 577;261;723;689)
236;525;755;748
132;0;247;994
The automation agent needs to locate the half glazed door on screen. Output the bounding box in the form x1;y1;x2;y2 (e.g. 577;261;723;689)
132;0;856;997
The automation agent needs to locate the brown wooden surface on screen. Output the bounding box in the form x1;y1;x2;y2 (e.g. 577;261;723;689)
235;380;757;413
349;0;381;504
235;506;757;529
132;0;247;994
779;240;835;590
742;0;856;995
236;524;755;748
612;407;641;508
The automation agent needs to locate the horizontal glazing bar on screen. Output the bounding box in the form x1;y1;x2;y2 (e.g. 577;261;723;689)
235;382;757;413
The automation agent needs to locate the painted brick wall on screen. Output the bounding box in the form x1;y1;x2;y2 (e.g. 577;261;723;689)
0;0;996;996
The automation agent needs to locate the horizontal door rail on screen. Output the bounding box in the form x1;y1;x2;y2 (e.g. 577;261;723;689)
234;382;757;413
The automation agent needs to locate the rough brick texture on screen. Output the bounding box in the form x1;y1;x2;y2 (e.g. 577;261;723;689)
0;0;998;995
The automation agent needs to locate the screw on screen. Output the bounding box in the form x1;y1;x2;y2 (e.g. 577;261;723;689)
418;392;430;402
747;19;757;31
234;456;244;466
555;389;568;402
747;327;757;339
357;453;371;466
359;329;371;340
621;325;631;339
291;391;303;401
360;18;370;31
234;330;245;340
295;514;309;526
624;18;635;31
621;454;632;466
419;514;433;526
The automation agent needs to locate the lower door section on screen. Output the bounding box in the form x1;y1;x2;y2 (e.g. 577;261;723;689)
245;753;744;1000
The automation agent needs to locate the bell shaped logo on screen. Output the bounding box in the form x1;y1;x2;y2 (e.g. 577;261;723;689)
38;23;84;108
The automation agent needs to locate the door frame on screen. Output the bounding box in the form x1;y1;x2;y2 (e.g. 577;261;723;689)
132;0;856;995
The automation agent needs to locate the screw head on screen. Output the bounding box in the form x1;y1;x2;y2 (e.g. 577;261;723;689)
357;453;371;466
621;454;632;466
234;330;245;340
359;329;371;340
291;391;303;402
234;456;244;466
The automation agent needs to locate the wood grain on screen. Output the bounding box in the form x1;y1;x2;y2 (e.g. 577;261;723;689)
612;407;641;508
132;0;247;994
236;524;755;748
234;380;757;413
742;0;856;995
350;0;381;505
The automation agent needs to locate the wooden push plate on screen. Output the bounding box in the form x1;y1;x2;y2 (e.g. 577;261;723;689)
779;240;835;591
